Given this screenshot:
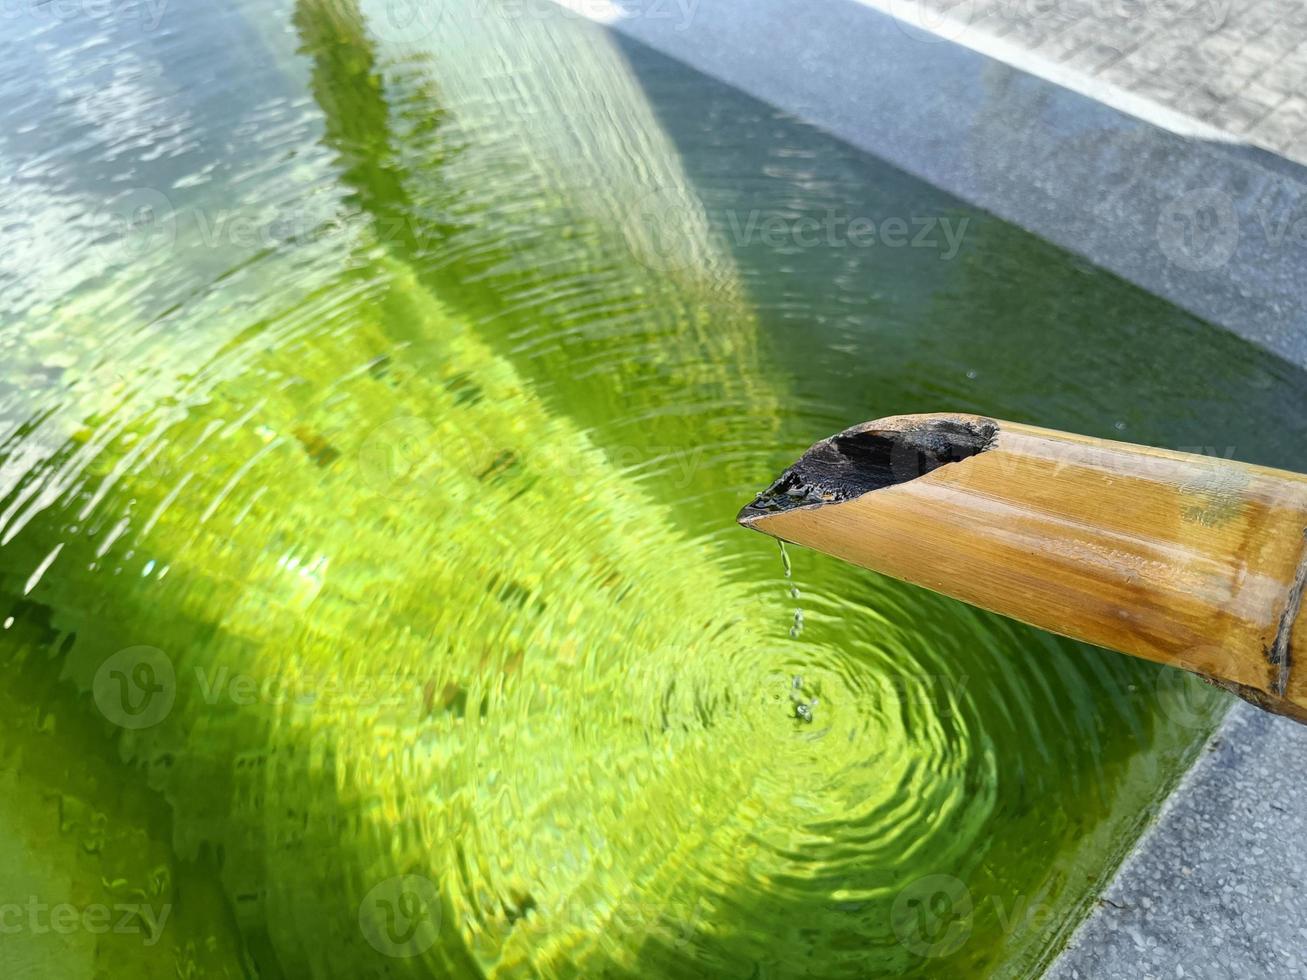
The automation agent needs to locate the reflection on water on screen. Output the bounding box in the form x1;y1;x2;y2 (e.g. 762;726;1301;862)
2;1;1305;977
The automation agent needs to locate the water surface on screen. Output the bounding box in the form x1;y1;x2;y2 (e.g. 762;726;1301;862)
2;2;1304;977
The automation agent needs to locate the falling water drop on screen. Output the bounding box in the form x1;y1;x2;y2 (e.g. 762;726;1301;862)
778;539;804;639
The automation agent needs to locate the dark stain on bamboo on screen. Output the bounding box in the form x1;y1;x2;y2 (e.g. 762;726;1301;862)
1268;528;1307;695
737;414;997;522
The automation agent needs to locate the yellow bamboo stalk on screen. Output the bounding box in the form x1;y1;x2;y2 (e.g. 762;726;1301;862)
738;413;1307;723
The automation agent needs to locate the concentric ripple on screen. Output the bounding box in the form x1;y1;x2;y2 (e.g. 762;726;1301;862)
2;1;1299;978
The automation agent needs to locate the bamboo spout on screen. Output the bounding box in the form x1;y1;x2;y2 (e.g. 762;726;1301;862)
738;413;1307;724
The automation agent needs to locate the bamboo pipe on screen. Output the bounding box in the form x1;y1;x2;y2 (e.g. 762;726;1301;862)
738;413;1307;724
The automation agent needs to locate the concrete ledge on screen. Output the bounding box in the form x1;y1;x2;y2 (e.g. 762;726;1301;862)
1045;703;1307;979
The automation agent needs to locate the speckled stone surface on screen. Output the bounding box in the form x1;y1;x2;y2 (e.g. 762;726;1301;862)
1046;703;1307;979
906;0;1307;163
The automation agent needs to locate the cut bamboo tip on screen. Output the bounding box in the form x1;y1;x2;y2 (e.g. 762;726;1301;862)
738;413;1307;725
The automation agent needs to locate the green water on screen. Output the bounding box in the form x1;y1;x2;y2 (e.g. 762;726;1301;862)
3;1;1306;977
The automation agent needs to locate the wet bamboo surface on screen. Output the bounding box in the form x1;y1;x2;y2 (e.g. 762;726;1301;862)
741;414;1307;723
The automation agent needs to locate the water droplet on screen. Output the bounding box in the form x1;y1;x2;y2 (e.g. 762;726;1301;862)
778;540;804;639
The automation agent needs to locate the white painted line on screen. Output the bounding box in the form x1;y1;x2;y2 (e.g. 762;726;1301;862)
547;0;627;24
545;0;1239;145
848;0;1239;143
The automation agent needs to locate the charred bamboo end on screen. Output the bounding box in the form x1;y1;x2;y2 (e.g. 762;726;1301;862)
736;413;999;528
